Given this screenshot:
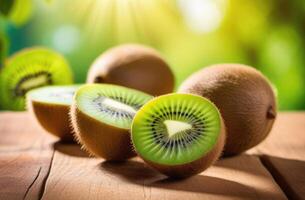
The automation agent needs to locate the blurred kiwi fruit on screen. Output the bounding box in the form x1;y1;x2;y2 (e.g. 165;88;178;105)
70;84;153;160
179;64;277;156
0;32;8;68
27;85;80;142
0;0;33;26
132;93;225;178
87;44;175;96
0;47;74;111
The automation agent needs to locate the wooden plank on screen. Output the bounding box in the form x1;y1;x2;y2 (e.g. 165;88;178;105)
249;112;305;159
42;144;287;200
0;112;38;151
260;155;305;200
0;112;55;200
249;112;305;200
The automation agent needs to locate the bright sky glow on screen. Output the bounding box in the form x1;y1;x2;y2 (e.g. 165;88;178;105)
52;25;80;53
178;0;227;33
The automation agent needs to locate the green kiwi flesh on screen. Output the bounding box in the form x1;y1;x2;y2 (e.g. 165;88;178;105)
179;64;277;156
0;33;8;68
70;84;153;160
132;93;225;178
0;47;73;111
27;85;80;142
87;44;175;96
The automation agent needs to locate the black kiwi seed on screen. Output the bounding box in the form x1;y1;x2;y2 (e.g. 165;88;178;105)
0;47;73;111
92;93;138;120
70;84;153;160
132;93;226;178
13;71;52;97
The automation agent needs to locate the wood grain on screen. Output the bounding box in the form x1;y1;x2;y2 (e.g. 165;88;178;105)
42;144;287;200
249;112;305;200
1;112;304;200
249;112;305;160
0;112;55;200
260;156;305;200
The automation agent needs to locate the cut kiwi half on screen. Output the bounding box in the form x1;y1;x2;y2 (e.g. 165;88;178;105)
0;47;73;111
0;0;33;26
131;93;226;178
27;85;81;142
0;32;8;68
70;84;153;160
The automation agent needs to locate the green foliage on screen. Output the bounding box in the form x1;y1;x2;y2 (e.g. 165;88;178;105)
258;25;305;110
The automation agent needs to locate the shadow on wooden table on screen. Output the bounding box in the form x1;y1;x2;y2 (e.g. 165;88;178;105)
53;142;90;157
48;142;289;199
217;154;268;177
100;159;279;199
260;155;305;200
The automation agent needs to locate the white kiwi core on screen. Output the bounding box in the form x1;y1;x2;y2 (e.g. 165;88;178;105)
76;84;153;130
27;85;80;105
164;120;192;138
99;98;137;114
20;74;50;91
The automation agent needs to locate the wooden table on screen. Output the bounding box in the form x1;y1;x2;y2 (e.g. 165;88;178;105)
0;112;304;200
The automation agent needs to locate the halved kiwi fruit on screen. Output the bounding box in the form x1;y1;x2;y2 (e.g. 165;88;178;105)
0;32;8;68
131;93;226;178
0;47;73;111
0;0;33;26
70;84;153;160
27;85;81;142
179;64;277;155
87;44;175;96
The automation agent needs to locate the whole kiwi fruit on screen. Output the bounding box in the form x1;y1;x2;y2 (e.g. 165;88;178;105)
70;84;153;160
179;64;277;156
132;93;226;178
27;85;81;142
87;44;175;96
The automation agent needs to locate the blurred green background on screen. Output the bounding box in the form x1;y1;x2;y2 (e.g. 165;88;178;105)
0;0;305;110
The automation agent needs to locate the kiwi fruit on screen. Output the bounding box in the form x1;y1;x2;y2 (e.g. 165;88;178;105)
87;44;175;96
179;64;277;156
0;0;33;26
0;47;73;111
0;32;8;68
70;84;153;160
27;85;81;142
131;93;226;178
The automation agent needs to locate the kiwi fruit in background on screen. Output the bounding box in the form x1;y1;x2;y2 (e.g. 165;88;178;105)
0;47;74;111
131;93;226;178
70;84;153;160
179;64;277;156
87;44;175;96
0;32;8;68
27;85;81;142
0;0;33;26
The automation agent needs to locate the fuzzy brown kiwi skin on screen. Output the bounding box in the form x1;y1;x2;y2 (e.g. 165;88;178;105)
138;119;226;179
28;101;74;142
70;102;136;161
179;63;277;156
87;44;175;96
